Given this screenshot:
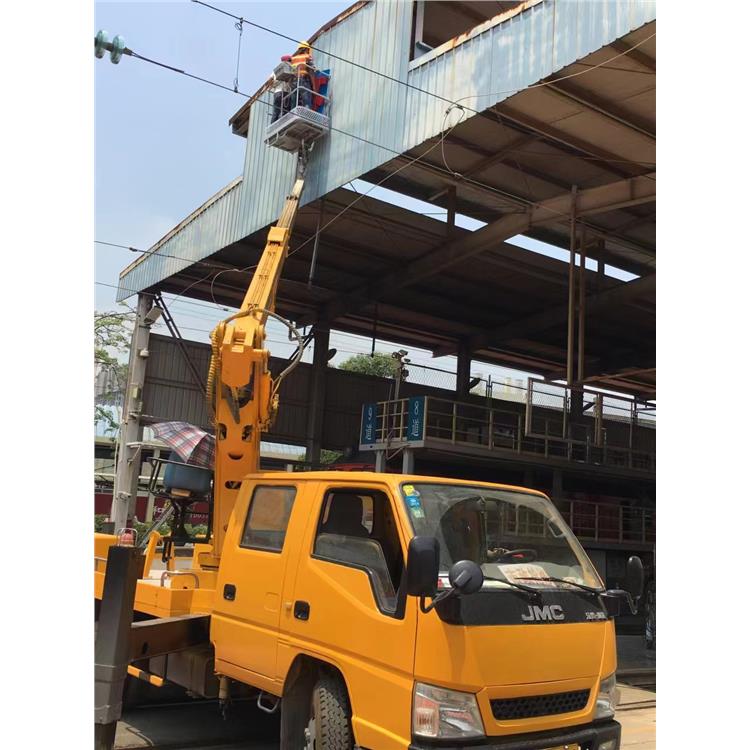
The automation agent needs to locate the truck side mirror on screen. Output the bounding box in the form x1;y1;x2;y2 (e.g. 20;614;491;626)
625;555;644;601
406;536;440;597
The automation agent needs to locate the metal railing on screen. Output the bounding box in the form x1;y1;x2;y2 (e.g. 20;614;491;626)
558;500;655;545
373;364;655;452
361;396;655;472
481;499;655;546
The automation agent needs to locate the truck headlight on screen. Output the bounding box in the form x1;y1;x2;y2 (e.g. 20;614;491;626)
413;682;485;740
594;672;619;720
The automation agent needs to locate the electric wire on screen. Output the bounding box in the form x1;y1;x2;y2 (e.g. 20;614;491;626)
286;105;468;259
191;0;655;120
121;42;613;245
123;21;653;211
107;23;655;317
186;0;656;216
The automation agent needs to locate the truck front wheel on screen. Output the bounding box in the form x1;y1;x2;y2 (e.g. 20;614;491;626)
304;673;353;750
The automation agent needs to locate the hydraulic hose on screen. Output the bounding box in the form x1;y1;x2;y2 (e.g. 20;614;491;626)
205;307;305;423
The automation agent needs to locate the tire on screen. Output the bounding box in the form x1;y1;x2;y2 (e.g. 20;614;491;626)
305;673;353;750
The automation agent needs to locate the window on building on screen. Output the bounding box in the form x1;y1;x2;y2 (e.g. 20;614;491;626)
313;489;404;615
241;486;297;552
410;1;524;61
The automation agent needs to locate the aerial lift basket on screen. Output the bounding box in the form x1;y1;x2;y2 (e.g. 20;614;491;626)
265;65;330;153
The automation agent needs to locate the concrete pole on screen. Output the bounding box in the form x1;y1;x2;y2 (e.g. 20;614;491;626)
111;294;153;532
375;450;386;473
305;324;330;466
402;448;415;474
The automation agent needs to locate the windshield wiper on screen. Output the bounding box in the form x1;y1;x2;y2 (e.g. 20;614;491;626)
482;574;542;599
516;576;604;595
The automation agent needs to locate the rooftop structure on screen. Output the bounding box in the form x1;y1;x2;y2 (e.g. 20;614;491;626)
117;0;655;398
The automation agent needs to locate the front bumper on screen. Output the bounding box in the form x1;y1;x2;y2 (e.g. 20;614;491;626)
409;719;620;750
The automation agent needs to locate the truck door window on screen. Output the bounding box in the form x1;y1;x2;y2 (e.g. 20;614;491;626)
240;486;297;552
313;490;404;616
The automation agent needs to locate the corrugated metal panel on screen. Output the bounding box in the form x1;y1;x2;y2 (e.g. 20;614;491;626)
118;177;245;300
119;0;656;299
143;334;453;449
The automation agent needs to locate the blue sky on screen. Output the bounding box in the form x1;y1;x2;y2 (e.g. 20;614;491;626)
94;0;633;383
95;1;347;309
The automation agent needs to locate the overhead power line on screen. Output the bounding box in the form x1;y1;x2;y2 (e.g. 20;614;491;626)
98;13;655;310
191;0;655;118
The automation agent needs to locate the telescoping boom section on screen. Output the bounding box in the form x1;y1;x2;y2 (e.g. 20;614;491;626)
205;177;306;566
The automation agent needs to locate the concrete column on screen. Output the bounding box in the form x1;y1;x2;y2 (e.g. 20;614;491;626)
402;448;415;474
111;294;153;532
456;341;471;401
305;324;330;466
375;450;386;473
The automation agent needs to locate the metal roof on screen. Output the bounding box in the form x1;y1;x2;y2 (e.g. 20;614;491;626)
117;0;656;397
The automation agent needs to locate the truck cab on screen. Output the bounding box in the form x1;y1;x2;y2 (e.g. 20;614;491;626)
211;471;629;750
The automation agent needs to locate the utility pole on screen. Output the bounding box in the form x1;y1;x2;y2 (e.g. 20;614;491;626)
110;294;161;532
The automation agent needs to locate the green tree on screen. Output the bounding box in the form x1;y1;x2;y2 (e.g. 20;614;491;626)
338;352;399;379
95;310;133;433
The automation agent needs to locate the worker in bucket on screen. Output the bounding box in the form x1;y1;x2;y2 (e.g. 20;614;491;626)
290;40;316;109
271;54;292;122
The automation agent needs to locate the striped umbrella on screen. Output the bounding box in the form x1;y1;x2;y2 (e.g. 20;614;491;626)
150;421;216;469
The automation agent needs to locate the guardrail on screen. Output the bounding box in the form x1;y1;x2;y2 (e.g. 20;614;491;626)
360;396;655;473
559;500;655;545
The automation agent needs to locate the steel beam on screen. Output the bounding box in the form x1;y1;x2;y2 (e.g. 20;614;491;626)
314;174;655;327
428;134;539;201
456;341;471;401
566;187;578;387
544;81;655;140
129;614;210;661
610;39;656;72
435;273;655;357
305;325;330;465
493;105;652;178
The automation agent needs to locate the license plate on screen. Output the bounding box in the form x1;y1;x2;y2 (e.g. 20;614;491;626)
545;745;579;750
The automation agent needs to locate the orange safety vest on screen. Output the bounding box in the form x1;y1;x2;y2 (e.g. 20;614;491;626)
291;51;314;84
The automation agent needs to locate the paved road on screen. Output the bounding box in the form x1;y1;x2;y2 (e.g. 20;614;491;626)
115;687;656;749
619;706;656;749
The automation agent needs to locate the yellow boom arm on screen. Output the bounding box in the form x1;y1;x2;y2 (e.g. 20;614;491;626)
205;177;305;562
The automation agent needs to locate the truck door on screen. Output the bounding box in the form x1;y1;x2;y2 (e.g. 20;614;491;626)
213;483;301;681
281;484;417;749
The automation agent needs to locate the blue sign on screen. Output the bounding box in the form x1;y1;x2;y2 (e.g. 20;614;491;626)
407;396;425;442
360;402;378;445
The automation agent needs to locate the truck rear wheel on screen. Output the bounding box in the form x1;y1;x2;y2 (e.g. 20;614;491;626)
304;673;353;750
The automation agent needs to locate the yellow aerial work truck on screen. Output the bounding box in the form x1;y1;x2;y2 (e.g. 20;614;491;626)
95;168;643;750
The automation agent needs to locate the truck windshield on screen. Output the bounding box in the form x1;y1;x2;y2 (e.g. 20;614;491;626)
400;483;602;592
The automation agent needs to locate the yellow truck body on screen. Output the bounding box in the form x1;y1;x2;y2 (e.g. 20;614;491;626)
96;471;623;749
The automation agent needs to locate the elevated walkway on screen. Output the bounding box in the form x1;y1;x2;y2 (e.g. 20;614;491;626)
359;393;655;479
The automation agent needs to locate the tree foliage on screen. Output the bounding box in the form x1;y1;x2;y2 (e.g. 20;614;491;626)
95;310;133;433
338;352;400;379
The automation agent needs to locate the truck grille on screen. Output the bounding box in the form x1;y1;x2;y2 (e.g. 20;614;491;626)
490;689;590;720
